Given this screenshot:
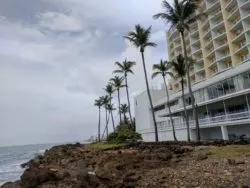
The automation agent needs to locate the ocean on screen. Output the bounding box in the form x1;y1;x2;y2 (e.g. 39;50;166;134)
0;143;54;186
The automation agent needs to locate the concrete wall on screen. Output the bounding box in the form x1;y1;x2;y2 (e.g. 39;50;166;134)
141;128;189;142
200;127;222;140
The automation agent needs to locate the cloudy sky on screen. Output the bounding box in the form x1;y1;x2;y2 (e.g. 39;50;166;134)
0;0;170;146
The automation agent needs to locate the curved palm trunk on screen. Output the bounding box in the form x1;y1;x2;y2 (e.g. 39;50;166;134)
125;75;133;127
180;31;200;141
109;94;115;130
123;112;126;123
117;89;122;125
110;110;115;131
98;107;101;142
102;111;109;139
141;51;159;142
163;76;177;141
105;108;109;138
181;79;190;141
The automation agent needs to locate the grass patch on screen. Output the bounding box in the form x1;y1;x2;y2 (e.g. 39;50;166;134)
204;145;250;157
86;142;127;150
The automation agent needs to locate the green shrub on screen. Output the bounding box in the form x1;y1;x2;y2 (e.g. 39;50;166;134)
107;125;142;144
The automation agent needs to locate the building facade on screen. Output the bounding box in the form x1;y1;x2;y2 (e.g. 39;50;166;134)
135;0;250;141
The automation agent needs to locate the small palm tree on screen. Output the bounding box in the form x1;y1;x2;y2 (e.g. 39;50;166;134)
100;95;110;138
113;59;136;126
94;98;102;142
170;54;190;141
106;103;116;131
125;24;159;142
110;76;125;126
152;60;177;141
119;104;129;124
153;0;202;141
104;84;115;130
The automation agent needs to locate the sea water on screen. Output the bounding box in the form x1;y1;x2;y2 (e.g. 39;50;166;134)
0;143;54;186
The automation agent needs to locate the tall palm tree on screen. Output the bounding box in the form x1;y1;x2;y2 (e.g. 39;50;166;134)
119;104;129;124
94;98;102;142
113;60;136;126
106;103;116;131
152;60;177;141
110;76;125;125
125;24;159;142
153;0;202;141
100;95;110;138
170;54;190;141
104;84;115;130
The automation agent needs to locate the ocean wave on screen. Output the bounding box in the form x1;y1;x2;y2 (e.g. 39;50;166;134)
0;181;6;186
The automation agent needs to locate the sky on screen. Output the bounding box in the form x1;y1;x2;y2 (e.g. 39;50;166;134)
0;0;170;146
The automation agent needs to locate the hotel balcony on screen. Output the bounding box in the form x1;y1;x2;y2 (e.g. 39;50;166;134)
203;28;212;39
225;0;238;11
234;40;248;55
155;109;250;131
239;54;250;64
230;17;243;32
173;110;250;130
211;20;225;31
194;61;205;72
206;0;220;12
213;31;226;41
204;38;213;48
231;28;245;43
239;0;250;9
227;6;239;21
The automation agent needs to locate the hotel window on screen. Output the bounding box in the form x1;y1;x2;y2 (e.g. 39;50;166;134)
207;78;236;99
243;72;250;89
154;105;165;112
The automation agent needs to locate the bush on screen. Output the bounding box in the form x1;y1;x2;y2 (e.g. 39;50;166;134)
107;125;142;144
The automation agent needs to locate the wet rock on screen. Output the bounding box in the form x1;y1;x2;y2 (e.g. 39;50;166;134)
196;152;208;161
227;159;236;165
21;168;63;188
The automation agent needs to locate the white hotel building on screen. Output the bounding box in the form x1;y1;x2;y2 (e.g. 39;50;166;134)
135;0;250;141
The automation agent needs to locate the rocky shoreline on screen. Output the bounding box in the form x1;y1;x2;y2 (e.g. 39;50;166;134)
2;142;250;188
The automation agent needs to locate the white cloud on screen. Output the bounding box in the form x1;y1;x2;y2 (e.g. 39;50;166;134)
37;12;83;31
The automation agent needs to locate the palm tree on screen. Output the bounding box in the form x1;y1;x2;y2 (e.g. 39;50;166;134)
153;0;202;141
152;60;177;141
110;76;125;125
170;54;190;141
104;84;115;130
106;103;116;131
119;104;129;124
125;24;159;142
100;95;110;138
113;60;136;126
94;98;102;142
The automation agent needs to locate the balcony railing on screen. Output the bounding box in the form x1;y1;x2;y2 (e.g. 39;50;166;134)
138;111;250;134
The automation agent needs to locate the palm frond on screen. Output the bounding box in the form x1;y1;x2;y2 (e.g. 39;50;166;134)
151;71;161;79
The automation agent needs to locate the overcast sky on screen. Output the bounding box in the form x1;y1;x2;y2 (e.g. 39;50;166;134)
0;0;170;146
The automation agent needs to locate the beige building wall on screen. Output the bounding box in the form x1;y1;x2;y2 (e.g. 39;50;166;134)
167;0;250;93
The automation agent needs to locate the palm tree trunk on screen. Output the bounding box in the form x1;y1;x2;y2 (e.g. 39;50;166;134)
117;89;122;125
111;110;115;131
125;75;133;127
98;107;101;142
102;110;111;139
140;51;159;142
109;94;115;130
163;75;177;141
123;112;126;123
105;108;109;138
180;31;200;141
181;79;190;141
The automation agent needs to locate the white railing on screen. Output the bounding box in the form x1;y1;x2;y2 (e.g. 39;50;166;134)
138;111;250;134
